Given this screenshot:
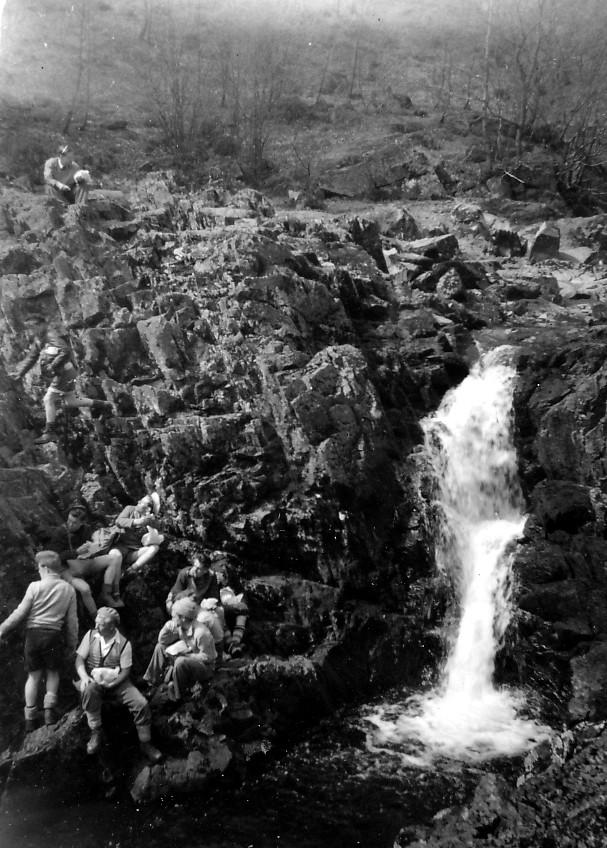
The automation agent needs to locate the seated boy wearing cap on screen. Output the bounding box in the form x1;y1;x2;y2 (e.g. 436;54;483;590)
75;606;162;763
47;500;124;612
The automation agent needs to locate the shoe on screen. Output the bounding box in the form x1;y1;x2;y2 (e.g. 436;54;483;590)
25;719;38;733
97;591;122;608
35;424;59;444
44;708;58;727
112;594;125;609
139;741;163;764
86;730;102;755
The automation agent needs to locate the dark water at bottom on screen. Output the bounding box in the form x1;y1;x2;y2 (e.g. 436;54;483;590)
0;706;482;848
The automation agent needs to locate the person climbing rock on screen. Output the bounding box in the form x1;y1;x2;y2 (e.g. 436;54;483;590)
143;597;216;701
75;607;162;763
0;550;78;732
47;500;124;612
11;315;112;444
115;493;163;573
43;143;90;205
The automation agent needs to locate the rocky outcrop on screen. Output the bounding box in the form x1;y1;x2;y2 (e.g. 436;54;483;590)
3;179;607;810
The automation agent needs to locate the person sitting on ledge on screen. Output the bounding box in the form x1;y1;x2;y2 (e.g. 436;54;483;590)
0;550;77;731
43;143;90;206
114;493;163;573
10;314;112;444
48;500;124;613
143;597;216;701
165;552;220;614
75;606;162;763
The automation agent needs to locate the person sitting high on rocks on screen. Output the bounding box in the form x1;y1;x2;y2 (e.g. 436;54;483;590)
75;607;162;763
47;500;124;613
10;314;112;444
115;493;163;573
43;143;90;206
143;597;216;701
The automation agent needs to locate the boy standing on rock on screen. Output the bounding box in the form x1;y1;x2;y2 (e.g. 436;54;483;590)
0;550;78;732
11;315;111;444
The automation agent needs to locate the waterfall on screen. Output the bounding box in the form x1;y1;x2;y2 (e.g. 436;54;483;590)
366;348;550;764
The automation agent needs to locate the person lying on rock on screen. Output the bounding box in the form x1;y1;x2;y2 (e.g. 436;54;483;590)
115;493;163;574
47;500;124;613
43;143;90;205
0;550;77;732
165;552;220;614
143;597;216;701
11;314;112;444
75;606;162;763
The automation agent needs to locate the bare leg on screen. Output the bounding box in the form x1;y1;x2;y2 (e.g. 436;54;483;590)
44;670;60;708
128;545;159;572
24;670;43;720
43;389;60;425
71;575;97;617
64;396;94;411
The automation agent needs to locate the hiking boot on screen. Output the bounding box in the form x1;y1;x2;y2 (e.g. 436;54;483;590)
44;707;58;727
35;423;59;444
86;730;102;755
97;590;123;608
139;741;163;764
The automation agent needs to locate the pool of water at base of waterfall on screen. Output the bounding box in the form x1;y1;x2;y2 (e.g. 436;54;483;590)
0;701;492;848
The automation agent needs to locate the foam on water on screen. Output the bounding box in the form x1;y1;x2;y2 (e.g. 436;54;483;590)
366;348;551;765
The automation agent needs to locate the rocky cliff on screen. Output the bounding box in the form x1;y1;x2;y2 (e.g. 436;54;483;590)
1;177;607;821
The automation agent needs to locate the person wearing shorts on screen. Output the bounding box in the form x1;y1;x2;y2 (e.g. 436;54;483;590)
0;550;78;731
11;315;111;445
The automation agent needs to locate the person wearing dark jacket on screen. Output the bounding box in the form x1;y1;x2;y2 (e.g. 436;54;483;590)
47;501;123;613
11;315;111;444
165;553;220;614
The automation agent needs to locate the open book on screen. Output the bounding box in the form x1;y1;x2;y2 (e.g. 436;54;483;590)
165;639;191;657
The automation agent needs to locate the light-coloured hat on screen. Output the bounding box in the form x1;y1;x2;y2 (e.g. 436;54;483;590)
172;597;200;620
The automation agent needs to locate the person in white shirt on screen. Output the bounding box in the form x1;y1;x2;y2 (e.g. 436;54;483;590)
43;144;90;205
143;597;216;700
75;607;162;762
0;550;77;732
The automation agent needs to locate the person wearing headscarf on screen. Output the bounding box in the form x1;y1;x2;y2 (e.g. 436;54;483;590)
143;597;216;700
75;607;162;763
115;493;163;573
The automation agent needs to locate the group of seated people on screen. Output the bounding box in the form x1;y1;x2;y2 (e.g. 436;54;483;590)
0;492;249;764
46;493;163;614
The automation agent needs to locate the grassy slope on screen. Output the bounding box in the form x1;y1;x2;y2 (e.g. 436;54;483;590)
0;0;488;188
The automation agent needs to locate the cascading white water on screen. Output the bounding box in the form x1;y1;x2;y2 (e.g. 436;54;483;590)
366;347;550;764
